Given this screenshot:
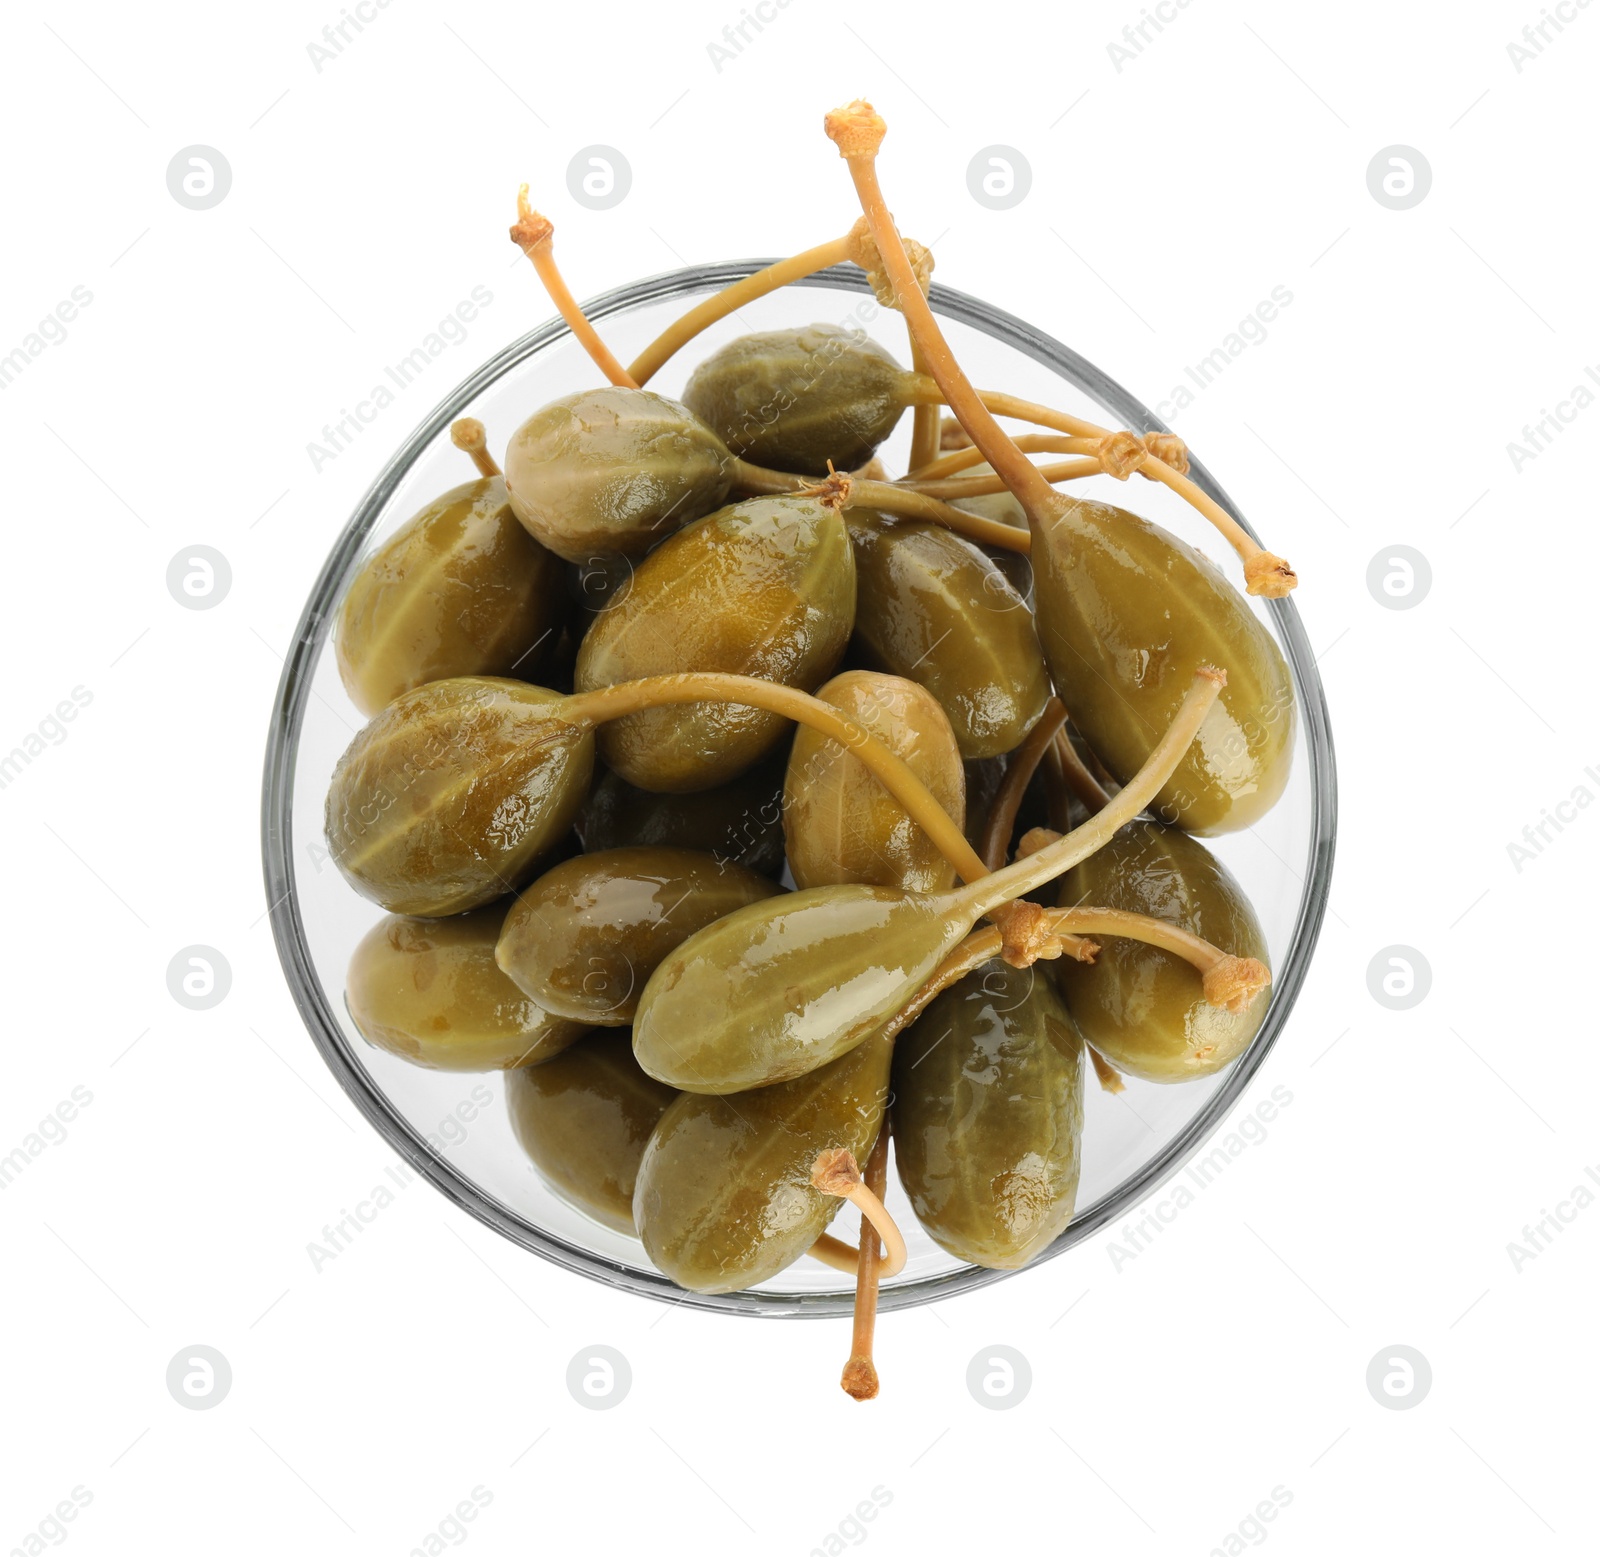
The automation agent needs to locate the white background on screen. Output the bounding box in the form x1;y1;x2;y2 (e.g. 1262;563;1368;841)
2;0;1596;1552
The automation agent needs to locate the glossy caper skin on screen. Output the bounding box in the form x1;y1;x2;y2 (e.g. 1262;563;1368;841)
893;962;1085;1269
335;477;567;717
949;460;1032;600
575;495;855;792
1056;820;1270;1082
504;388;732;563
847;510;1050;760
633;883;971;1093
325;677;592;916
506;1032;677;1235
577;759;787;877
634;1030;892;1293
784;671;965;893
681;324;913;475
346;906;587;1071
495;847;782;1026
1031;499;1295;834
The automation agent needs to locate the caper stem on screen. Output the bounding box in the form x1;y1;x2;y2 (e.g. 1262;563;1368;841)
1052;730;1113;814
980;698;1071;872
627;236;855;386
726;459;1031;554
841;1126;891;1401
902;459;1103;500
812;1150;906;1281
807;1232;865;1275
965;389;1297;595
1088;1047;1126;1093
906;343;943;474
824;106;1297;595
909;433;1078;480
954;667;1226;920
449;417;501;477
510;188;640;389
558;672;988;885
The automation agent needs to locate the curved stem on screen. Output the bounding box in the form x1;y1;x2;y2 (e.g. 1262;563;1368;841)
980;699;1070;872
902;458;1103;499
559;672;986;885
906;342;942;474
807;1232;863;1275
909;433;1076;480
511;189;638;389
449;418;500;478
955;668;1225;919
842;1125;891;1400
627;237;854;385
1053;729;1112;814
812;1151;906;1281
726;459;1031;553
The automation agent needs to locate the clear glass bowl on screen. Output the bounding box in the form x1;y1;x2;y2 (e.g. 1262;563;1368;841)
261;262;1337;1317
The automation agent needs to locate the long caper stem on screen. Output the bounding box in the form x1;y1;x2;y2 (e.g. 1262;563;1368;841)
807;1232;865;1275
955;668;1226;921
841;1125;891;1401
827;105;1067;530
908;433;1078;481
962;388;1297;595
511;189;639;389
979;698;1070;872
725;459;1031;553
902;459;1103;500
906;343;943;474
1052;729;1113;814
627;236;855;386
558;672;988;885
449;418;501;477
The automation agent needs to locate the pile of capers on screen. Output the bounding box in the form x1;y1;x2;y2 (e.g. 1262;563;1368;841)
323;101;1300;1399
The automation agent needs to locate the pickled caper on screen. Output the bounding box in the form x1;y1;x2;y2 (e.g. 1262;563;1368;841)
325;677;592;916
783;670;965;893
574;495;855;792
495;846;782;1026
1028;501;1294;835
1055;819;1270;1081
336;476;567;716
681;324;914;475
893;961;1084;1269
346;905;587;1071
633;1029;891;1293
504;387;732;562
846;509;1049;760
506;1032;677;1234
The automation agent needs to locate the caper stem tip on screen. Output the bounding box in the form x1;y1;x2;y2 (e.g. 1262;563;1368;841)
824;100;887;159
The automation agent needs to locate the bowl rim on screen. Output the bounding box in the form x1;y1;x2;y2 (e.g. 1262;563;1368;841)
261;260;1338;1318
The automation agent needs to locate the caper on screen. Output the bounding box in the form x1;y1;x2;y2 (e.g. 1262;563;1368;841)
574;495;855;792
846;509;1050;760
892;961;1084;1269
495;846;782;1026
506;1032;677;1234
1031;501;1296;835
783;670;965;894
633;1029;892;1293
346;905;587;1071
503;387;732;562
681;324;914;475
949;459;1032;600
576;759;788;878
1055;819;1270;1081
324;677;592;916
335;476;567;716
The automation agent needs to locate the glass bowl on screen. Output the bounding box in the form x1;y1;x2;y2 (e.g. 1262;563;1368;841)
261;262;1337;1316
